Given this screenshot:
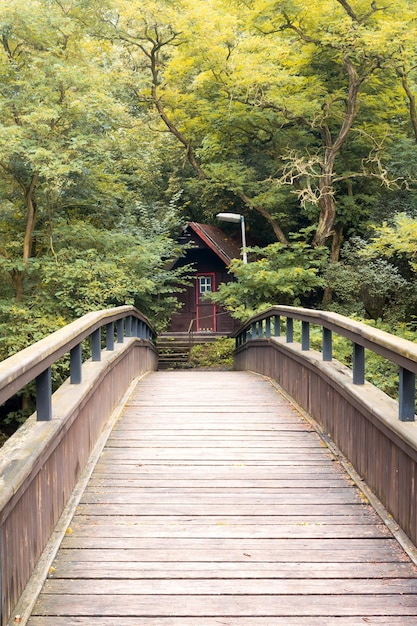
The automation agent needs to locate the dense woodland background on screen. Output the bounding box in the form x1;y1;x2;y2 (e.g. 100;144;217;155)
2;0;417;435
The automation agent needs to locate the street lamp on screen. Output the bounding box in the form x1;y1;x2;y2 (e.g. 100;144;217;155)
216;212;247;263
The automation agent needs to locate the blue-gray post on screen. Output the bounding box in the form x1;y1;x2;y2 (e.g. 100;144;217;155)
399;367;416;422
265;317;271;338
301;321;310;351
132;317;138;337
91;328;101;362
126;316;132;337
36;367;52;421
138;321;145;339
70;343;82;384
286;318;294;343
322;328;332;361
353;343;365;385
117;318;124;343
274;315;281;337
251;322;257;340
106;322;114;351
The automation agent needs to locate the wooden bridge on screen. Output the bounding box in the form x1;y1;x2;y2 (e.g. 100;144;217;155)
2;305;417;625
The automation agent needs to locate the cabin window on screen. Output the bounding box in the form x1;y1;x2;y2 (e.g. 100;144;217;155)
198;276;212;294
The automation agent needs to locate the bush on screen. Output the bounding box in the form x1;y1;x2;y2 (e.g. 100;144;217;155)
188;338;235;369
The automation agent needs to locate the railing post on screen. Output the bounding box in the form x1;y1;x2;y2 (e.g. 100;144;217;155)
322;327;332;361
301;321;310;351
70;343;82;383
265;317;271;338
399;367;416;422
91;328;101;362
106;322;114;351
286;317;293;343
132;316;138;338
117;318;124;343
36;367;52;421
274;315;281;337
126;315;132;337
353;343;365;385
251;322;257;340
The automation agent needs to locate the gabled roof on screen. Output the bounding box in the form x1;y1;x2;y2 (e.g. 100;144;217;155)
188;222;241;265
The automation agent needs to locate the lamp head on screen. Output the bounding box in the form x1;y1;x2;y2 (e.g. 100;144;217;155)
216;212;242;224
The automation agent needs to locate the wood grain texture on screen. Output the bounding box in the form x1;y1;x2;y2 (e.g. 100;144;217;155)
28;371;417;623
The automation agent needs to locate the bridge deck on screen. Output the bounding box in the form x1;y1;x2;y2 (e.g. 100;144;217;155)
28;370;417;625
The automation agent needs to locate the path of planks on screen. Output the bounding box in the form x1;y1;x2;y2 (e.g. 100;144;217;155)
28;370;417;625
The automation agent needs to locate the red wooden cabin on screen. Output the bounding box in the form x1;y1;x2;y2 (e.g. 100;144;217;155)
168;222;241;335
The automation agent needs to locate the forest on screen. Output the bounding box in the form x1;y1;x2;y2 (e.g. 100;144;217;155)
1;0;417;435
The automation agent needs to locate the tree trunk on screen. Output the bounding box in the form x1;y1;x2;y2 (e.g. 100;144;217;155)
23;172;39;262
322;223;343;306
398;66;417;143
313;57;362;247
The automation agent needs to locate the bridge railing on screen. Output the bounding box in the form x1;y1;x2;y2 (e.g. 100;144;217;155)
0;306;157;626
234;305;417;549
0;305;155;422
235;305;417;421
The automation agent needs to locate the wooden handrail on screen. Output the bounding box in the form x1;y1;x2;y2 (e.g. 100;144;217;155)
0;306;155;419
235;306;417;422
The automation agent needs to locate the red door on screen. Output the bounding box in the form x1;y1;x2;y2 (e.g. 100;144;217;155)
196;273;216;331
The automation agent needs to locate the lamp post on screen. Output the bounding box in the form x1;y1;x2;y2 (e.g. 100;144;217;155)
216;212;247;263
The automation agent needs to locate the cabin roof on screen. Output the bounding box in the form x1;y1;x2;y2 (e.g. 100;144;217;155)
187;222;241;265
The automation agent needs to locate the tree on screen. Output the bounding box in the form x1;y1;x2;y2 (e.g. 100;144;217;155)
96;0;417;257
210;241;327;320
0;0;190;355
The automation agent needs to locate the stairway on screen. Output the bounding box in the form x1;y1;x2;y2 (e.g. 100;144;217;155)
156;332;228;370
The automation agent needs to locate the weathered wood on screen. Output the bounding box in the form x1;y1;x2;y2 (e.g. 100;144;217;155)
30;593;417;617
28;371;417;624
26;619;417;626
41;577;417;595
47;560;417;579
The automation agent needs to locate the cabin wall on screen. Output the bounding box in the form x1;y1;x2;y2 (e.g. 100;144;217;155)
169;249;238;334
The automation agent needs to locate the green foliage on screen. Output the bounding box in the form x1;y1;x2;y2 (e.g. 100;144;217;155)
366;213;417;275
210;241;327;320
326;237;412;321
309;319;411;403
188;338;234;369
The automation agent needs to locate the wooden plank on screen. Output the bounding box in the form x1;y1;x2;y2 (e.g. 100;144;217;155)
66;522;390;539
60;537;399;551
47;560;417;579
71;512;383;524
31;593;417;617
27;618;417;626
75;503;373;516
87;478;353;487
52;546;405;562
28;370;417;624
80;491;363;504
41;577;417;595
